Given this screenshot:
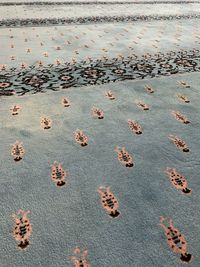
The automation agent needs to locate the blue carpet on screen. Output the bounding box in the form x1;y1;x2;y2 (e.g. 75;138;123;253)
0;1;200;267
0;72;200;266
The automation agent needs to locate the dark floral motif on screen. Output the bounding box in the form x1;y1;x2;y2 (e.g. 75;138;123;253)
59;74;74;82
0;89;15;96
175;58;197;68
1;14;200;28
57;66;77;89
0;81;12;88
22;74;49;88
112;68;126;75
12;68;56;95
59;73;76;89
0;49;200;96
133;62;155;73
0;1;198;6
160;63;173;69
80;67;105;80
0;77;14;95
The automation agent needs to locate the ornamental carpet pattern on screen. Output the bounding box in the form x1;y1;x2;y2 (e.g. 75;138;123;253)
0;1;200;267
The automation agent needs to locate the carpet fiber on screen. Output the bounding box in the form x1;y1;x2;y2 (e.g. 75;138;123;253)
0;1;200;267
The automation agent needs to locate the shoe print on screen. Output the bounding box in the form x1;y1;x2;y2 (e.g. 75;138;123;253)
177;80;190;88
160;217;192;263
13;210;32;250
171;111;190;124
135;100;149;111
115;146;134;167
98;186;120;218
144;84;154;93
168;135;190;152
177;94;190;104
128;119;143;135
40;117;52;129
10;105;21;115
11;141;25;161
105;90;115;100
51;161;66;187
92;107;104;119
74;129;88;147
164;168;192;194
71;247;90;267
62;97;71;107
